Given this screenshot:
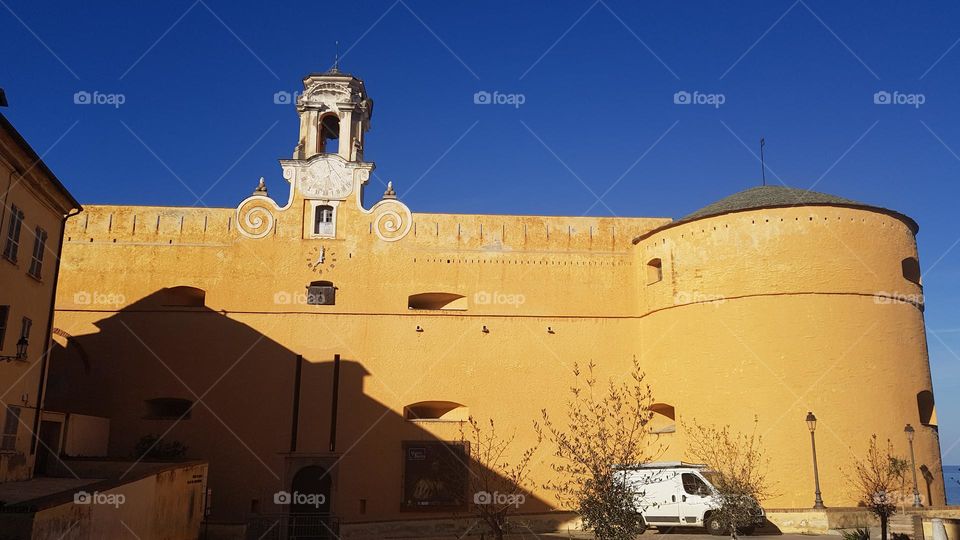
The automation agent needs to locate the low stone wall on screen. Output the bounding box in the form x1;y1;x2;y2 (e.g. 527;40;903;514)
922;518;960;540
0;459;207;540
764;507;876;534
766;506;960;538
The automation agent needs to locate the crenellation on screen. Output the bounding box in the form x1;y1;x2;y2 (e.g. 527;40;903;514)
66;205;237;244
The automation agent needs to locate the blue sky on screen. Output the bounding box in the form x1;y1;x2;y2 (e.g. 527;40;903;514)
3;1;960;459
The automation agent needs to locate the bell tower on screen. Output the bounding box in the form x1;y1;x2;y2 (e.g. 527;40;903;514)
293;67;372;162
238;67;411;243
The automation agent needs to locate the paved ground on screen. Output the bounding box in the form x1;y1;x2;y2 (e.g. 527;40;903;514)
434;533;830;539
532;531;839;540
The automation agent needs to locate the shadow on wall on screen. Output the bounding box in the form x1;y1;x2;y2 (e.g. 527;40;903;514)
45;288;553;532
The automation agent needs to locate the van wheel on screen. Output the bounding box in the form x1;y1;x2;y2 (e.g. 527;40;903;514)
706;515;726;536
635;515;647;535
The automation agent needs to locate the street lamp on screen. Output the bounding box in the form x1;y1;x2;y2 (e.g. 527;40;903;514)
905;424;922;507
0;337;28;362
807;412;826;509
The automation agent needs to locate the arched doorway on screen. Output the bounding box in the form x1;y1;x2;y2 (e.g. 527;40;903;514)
288;465;334;539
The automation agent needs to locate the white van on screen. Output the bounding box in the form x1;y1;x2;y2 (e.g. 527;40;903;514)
614;461;765;535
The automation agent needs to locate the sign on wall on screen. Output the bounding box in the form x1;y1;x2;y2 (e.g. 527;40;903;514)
401;441;468;510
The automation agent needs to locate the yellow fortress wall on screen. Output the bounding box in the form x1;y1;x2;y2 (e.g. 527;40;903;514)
46;69;943;529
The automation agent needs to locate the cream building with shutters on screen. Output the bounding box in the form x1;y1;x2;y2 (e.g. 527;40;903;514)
0;110;81;483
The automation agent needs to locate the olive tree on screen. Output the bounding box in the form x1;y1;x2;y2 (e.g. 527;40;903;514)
684;419;772;537
459;416;541;540
536;359;662;540
849;435;909;540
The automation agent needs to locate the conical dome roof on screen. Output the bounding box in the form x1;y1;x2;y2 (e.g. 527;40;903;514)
681;186;861;221
634;185;917;243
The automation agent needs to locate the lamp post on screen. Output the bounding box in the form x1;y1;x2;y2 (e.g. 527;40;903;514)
807;412;826;509
905;424;922;507
0;337;28;362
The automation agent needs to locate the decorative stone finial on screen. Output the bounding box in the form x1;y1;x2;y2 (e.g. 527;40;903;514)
383;181;397;199
253;177;268;197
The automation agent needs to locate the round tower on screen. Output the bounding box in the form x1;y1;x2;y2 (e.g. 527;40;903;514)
633;186;941;508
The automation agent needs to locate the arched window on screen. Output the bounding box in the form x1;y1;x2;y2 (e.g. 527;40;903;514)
408;293;468;311
314;205;335;236
917;390;936;427
647;258;663;284
902;257;922;286
160;286;205;307
650;403;676;434
404;401;469;421
318;115;340;154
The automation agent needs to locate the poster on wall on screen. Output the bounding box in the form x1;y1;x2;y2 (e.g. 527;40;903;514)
401;441;468;510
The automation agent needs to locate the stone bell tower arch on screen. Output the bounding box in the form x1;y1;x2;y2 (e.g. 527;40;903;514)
294;67;373;162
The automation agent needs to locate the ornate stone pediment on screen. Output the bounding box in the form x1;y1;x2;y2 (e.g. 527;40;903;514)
297;77;364;113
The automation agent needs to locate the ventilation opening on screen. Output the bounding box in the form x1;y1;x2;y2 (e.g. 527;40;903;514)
307;280;336;305
917;390;936;428
407;293;467;311
902;257;922;286
650;403;676;434
160;286;205;307
145;398;193;419
404;401;469;421
647;258;663;284
319;114;340;154
314;205;335;236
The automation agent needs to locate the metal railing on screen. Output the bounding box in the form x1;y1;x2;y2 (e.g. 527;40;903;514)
245;513;340;540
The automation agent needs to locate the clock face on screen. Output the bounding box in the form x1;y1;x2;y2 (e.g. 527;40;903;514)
299;158;353;199
305;245;338;274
